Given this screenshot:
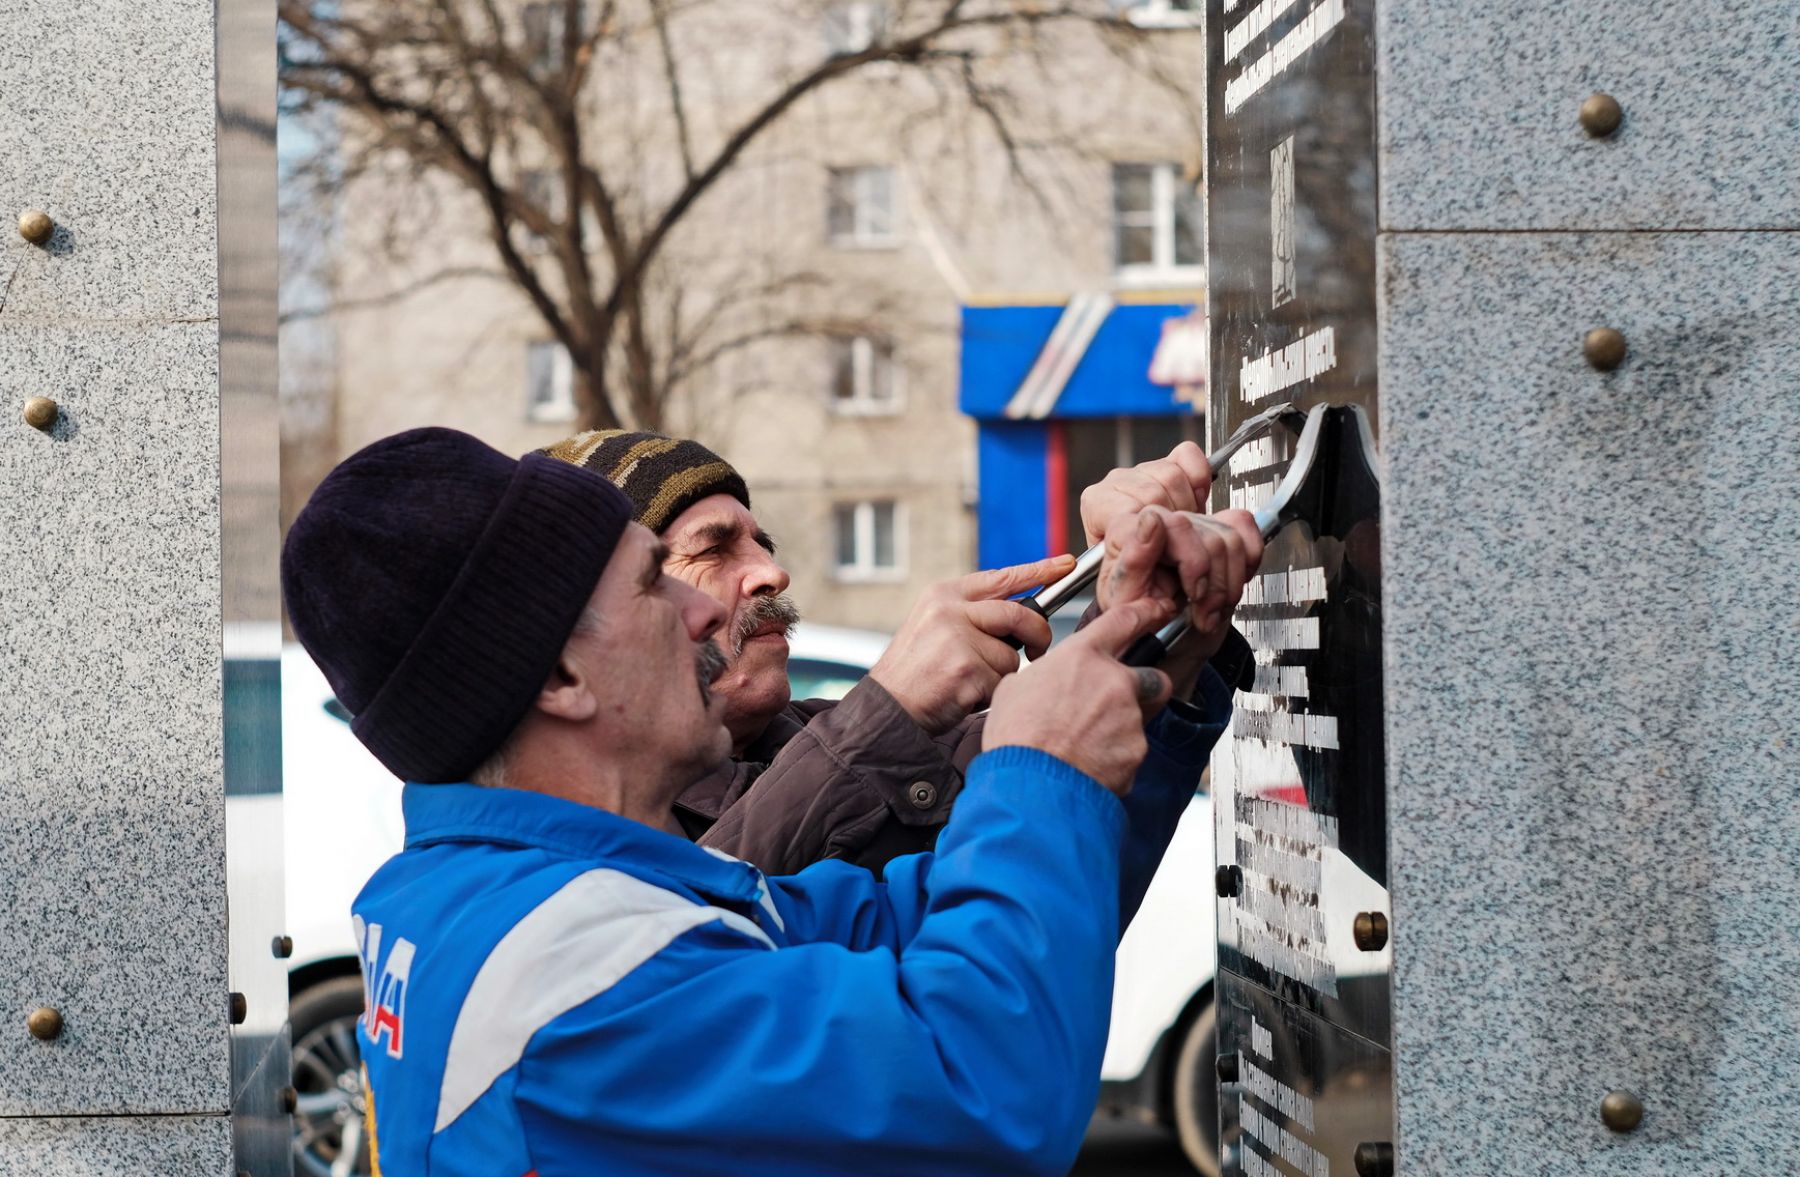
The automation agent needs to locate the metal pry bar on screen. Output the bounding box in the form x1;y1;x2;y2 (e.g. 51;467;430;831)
1122;402;1330;668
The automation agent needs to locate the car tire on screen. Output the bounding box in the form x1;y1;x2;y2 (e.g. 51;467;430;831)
290;975;372;1177
1171;998;1223;1177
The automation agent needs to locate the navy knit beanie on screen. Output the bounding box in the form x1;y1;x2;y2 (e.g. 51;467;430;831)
281;427;632;784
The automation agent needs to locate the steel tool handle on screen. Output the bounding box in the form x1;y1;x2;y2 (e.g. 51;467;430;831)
1119;612;1259;690
1121;614;1197;670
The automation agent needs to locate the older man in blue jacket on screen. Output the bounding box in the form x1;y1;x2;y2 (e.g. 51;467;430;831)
281;427;1261;1176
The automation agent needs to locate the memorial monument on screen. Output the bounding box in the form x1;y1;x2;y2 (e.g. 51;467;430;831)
0;0;287;1171
1206;0;1800;1173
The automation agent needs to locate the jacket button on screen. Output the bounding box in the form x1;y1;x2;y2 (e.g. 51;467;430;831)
908;782;937;809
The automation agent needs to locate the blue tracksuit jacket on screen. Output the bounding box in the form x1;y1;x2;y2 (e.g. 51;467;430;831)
352;682;1227;1177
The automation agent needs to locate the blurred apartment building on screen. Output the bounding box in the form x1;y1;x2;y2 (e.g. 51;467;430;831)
309;0;1207;631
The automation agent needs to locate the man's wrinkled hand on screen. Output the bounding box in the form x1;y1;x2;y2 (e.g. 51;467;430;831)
984;596;1179;795
1078;441;1214;547
1096;505;1264;663
868;553;1076;736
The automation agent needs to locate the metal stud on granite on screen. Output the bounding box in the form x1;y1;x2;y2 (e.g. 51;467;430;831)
1601;1090;1644;1133
26;1006;63;1041
1580;92;1624;138
17;208;53;244
23;396;59;430
1584;327;1628;372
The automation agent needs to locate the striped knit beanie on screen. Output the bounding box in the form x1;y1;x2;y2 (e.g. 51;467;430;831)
541;430;750;534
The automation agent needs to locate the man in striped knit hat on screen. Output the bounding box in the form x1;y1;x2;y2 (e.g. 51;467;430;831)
543;428;1242;879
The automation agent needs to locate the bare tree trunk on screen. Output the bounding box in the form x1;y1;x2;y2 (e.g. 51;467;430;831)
575;324;622;431
620;295;662;432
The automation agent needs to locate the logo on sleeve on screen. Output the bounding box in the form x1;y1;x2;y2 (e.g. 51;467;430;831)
354;915;417;1060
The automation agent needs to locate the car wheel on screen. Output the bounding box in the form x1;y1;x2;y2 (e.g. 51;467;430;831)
290;976;372;1177
1171;998;1223;1176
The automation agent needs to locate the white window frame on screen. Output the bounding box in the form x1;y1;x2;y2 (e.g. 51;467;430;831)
521;2;570;73
827;166;899;249
1112;161;1204;285
526;341;577;424
823;1;888;55
1118;0;1203;28
831;499;907;582
828;335;903;415
518;167;565;255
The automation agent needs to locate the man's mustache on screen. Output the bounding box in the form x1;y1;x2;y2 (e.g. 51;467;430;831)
730;593;800;658
695;639;728;703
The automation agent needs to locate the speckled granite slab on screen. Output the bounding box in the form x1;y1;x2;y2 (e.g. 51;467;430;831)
0;321;229;1115
0;0;218;322
0;0;227;1122
1378;1;1800;231
0;1116;231;1175
1380;230;1800;1172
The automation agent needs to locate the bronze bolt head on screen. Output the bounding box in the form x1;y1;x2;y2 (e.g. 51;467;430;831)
1353;1142;1395;1177
1584;327;1628;371
23;396;59;431
26;1007;63;1041
1601;1089;1644;1133
1580;92;1624;138
1352;911;1390;952
17;209;53;245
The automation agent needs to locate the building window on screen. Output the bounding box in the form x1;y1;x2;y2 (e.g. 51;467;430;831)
522;3;573;74
824;1;888;54
832;500;904;579
829;335;901;413
1062;416;1202;547
1112;162;1203;280
827;166;897;247
526;341;576;423
517;168;566;253
1113;0;1202;27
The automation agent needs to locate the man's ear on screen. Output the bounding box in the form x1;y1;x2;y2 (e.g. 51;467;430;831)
534;649;599;724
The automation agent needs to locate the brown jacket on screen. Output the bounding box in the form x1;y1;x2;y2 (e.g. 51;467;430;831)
673;677;982;877
675;627;1253;878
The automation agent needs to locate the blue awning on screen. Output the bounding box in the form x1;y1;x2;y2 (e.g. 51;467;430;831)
959;300;1202;420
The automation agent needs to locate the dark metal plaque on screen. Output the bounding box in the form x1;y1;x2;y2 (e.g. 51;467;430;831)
1218;973;1393;1177
1206;0;1393;1168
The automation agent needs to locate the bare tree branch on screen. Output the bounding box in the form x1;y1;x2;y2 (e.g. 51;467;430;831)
279;0;1189;433
647;0;698;182
280;265;510;324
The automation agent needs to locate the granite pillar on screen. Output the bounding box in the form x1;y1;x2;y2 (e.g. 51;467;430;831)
0;0;284;1169
1378;2;1800;1171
